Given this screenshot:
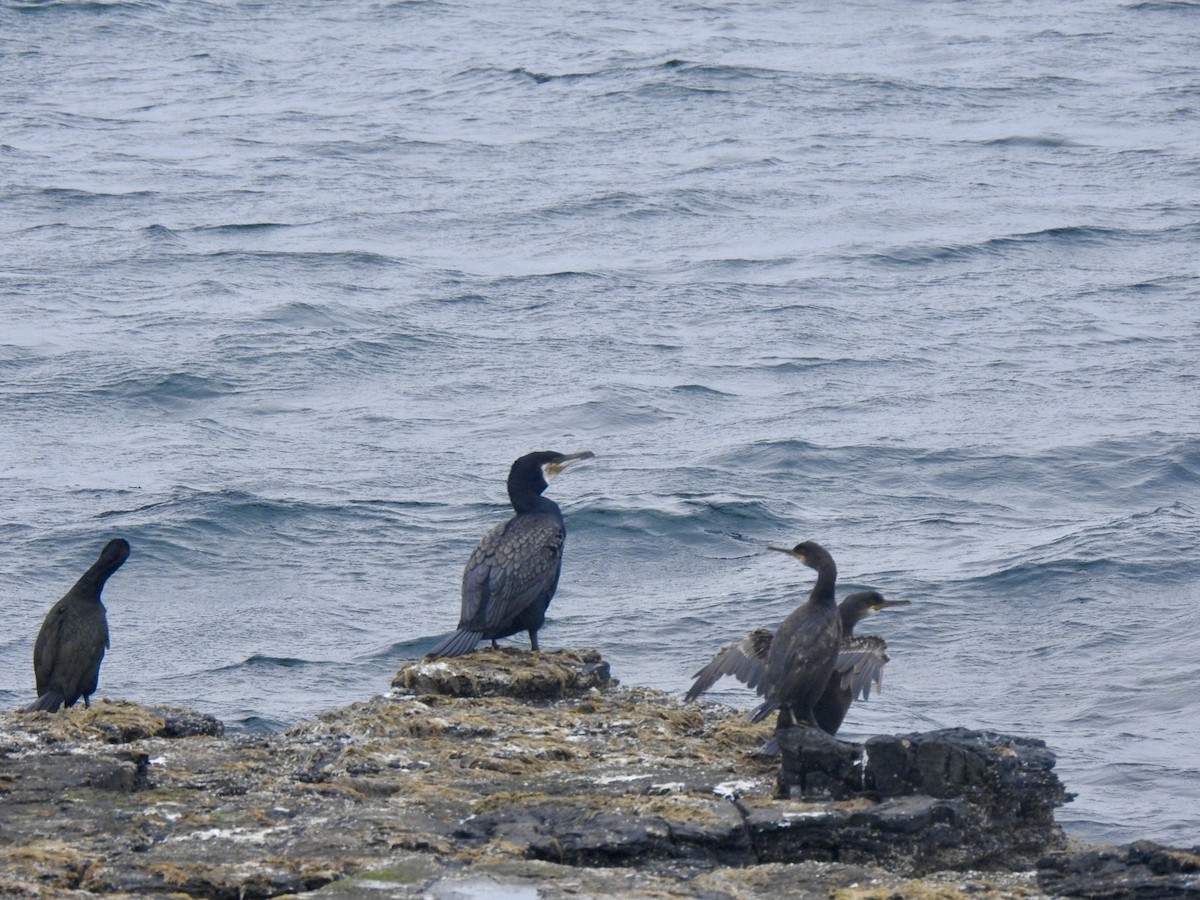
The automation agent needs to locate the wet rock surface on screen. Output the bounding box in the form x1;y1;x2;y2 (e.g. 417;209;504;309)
1037;839;1200;898
0;648;1182;898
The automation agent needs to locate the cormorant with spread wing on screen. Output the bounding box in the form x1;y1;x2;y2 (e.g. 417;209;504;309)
718;541;842;730
687;546;908;734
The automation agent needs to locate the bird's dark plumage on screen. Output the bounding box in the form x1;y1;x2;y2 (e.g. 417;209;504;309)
758;541;842;729
26;538;130;713
426;450;593;658
813;590;910;734
687;545;908;734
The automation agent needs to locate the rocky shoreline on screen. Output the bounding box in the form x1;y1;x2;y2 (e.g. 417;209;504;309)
1;649;1195;898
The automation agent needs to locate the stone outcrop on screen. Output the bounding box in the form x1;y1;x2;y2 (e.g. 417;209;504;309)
392;646;614;699
0;647;1180;898
1037;839;1200;898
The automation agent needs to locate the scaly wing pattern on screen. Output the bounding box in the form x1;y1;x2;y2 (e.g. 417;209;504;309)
459;513;565;635
686;628;773;701
832;634;890;701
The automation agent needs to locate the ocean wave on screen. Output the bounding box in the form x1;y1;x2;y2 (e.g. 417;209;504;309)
10;0;165;10
866;226;1134;267
356;637;438;661
1126;0;1200;9
202;249;411;271
216;653;315;672
0;364;240;411
958;502;1198;592
189;222;299;235
572;495;791;549
975;135;1084;148
80;488;438;571
31;186;157;204
865;224;1194;273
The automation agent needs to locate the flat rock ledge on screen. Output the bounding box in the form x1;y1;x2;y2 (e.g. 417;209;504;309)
0;648;1189;899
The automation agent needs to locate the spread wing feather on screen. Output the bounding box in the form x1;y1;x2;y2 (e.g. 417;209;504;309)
686;628;773;701
833;635;890;701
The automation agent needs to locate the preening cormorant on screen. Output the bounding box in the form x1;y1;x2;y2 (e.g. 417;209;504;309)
426;450;594;658
687;579;909;734
26;538;130;713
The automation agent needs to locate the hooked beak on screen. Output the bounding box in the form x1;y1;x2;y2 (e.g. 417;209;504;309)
870;599;912;613
546;450;595;477
767;545;805;563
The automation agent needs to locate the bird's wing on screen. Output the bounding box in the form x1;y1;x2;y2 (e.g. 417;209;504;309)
460;515;565;633
686;628;773;701
833;635;890;701
31;599;70;693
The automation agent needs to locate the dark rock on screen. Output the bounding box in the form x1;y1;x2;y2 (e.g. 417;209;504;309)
463;799;755;868
741;801;853;865
767;725;1072;873
865;728;1069;804
3;749;150;800
1038;839;1200;898
775;725;863;799
12;699;223;743
863;727;1072;869
82;861;341;899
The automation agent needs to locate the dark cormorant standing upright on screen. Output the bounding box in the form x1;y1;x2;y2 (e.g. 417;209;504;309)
26;538;130;713
748;541;844;730
426;450;594;658
686;583;909;734
812;590;909;733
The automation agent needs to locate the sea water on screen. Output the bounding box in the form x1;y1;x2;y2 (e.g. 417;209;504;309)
1;0;1197;846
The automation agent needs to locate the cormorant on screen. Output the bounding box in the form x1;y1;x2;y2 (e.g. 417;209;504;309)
687;582;909;735
758;541;842;729
426;450;594;658
26;538;130;713
813;591;909;733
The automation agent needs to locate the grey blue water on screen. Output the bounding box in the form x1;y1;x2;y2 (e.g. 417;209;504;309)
2;0;1197;848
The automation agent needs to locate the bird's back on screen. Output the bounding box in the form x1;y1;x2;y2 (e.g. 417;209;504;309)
459;511;565;637
765;599;842;713
33;594;109;706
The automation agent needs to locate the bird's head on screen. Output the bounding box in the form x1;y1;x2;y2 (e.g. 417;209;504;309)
839;590;910;629
767;540;831;571
99;538;131;569
508;450;595;503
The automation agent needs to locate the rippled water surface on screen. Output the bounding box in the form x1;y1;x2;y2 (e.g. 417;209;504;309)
2;0;1198;846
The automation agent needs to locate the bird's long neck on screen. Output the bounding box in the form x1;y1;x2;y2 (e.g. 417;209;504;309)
67;557;121;603
509;489;559;517
808;558;837;607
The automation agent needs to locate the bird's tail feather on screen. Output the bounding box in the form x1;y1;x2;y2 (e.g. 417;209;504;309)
24;691;65;713
747;699;780;724
425;629;482;659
